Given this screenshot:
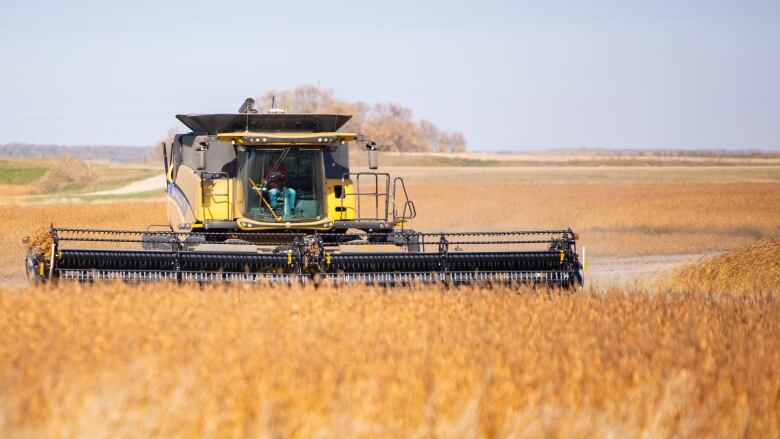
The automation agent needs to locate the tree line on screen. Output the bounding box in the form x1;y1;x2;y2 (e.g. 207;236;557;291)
0;143;148;163
150;85;467;162
256;85;467;153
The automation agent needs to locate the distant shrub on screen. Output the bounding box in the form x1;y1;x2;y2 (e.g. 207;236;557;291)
38;156;95;189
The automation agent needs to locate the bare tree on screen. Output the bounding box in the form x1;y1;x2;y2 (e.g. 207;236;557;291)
148;127;177;166
148;86;466;158
443;132;468;152
251;84;468;153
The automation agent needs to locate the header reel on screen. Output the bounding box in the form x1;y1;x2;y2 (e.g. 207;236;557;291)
27;227;583;288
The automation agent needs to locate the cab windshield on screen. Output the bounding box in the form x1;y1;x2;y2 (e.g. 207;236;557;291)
238;148;325;222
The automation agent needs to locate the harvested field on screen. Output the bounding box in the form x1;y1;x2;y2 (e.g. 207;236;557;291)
352;149;780;168
0;284;778;437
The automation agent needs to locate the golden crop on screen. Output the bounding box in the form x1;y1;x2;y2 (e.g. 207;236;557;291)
409;180;780;256
2;165;779;437
0;284;778;438
669;238;780;294
2;202;165;284
4;177;780;285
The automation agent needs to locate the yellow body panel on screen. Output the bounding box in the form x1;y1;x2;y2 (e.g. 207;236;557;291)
234;176;246;217
217;132;357;146
201;179;233;221
326;178;356;221
168;166;199;231
173;166;234;223
166;138;385;231
166;196;195;231
236;216;334;231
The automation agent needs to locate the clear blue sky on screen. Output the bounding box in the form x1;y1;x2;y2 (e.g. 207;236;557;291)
1;0;778;151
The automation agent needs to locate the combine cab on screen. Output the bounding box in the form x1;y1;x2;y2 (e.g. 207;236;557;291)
26;99;583;287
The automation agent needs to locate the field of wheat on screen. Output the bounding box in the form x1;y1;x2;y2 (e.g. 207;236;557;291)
410;180;780;256
2;165;779;437
4;167;780;285
3;202;165;284
669;239;780;294
1;283;778;438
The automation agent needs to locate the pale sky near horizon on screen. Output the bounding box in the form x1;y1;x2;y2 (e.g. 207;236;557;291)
0;1;778;151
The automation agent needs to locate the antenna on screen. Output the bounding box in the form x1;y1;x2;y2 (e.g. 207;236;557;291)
267;95;286;114
238;98;257;114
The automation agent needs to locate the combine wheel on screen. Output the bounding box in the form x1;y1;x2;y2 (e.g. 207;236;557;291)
141;233;177;251
182;234;207;250
224;238;251;245
574;270;585;290
25;253;46;285
385;229;421;253
366;230;392;244
400;230;421;253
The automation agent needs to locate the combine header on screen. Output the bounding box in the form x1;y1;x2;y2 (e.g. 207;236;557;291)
26;98;583;287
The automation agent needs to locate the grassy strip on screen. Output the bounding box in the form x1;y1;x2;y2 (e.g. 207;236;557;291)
0;165;48;184
16;172;160;201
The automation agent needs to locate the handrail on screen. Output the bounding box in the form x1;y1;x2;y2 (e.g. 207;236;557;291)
339;172;391;222
392;177;416;224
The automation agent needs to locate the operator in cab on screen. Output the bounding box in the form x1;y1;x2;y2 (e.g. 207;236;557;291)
263;163;296;221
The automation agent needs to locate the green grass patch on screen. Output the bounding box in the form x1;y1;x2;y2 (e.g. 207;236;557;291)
17;188;166;204
79;188;166;202
62;171;159;194
0;163;48;184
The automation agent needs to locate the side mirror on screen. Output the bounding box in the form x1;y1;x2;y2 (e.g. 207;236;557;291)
366;141;379;169
161;142;169;174
171;144;181;182
368;149;379;169
197;142;209;170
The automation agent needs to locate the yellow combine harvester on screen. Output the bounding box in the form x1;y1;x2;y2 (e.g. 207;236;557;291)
26;99;583;287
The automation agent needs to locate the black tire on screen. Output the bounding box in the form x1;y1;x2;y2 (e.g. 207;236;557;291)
384;229;421;253
182;234;207;251
401;230;421;253
141;233;178;251
367;231;392;244
25;253;45;284
574;270;585;290
223;238;250;245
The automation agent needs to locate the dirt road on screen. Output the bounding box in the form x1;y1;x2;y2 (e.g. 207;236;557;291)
84;174;166;196
585;253;714;289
